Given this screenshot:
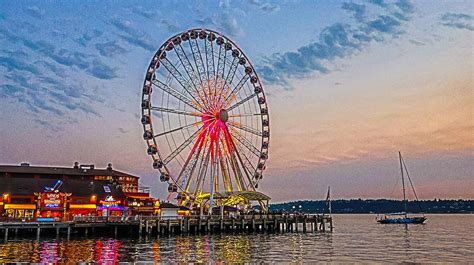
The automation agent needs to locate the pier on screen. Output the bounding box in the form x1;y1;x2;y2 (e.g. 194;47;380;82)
0;214;332;240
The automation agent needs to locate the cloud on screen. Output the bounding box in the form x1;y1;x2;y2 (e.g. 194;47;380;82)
109;18;156;51
342;2;366;22
160;19;181;33
25;6;44;19
0;84;24;97
409;39;425;46
257;0;415;88
87;60;118;80
440;13;474;31
368;0;387;8
95;40;127;57
0;54;41;75
1;52;103;121
195;17;217;26
48;49;90;69
133;7;160;20
36;60;65;77
1;28;118;80
247;0;280;13
75;30;103;47
29;92;65;116
218;14;242;36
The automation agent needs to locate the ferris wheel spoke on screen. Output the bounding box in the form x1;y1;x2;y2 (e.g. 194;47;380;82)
222;128;248;191
224;57;239;87
224;126;257;190
216;44;227;84
218;147;233;193
234;144;257;179
229;113;262;118
174;44;210;106
154;120;203;138
223;153;239;191
205;39;216;88
227;121;262;137
227;148;245;191
227;92;257;112
193;139;212;196
174;130;207;191
156;63;205;110
229;129;261;157
224;75;250;103
189;39;207;86
152;79;202;112
228;130;258;176
232;146;256;191
151;106;203;117
183;137;208;193
163;126;204;165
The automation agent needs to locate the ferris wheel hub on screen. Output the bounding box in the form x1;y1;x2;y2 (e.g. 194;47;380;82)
218;109;229;123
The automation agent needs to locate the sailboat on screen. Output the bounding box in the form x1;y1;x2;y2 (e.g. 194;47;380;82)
377;152;427;224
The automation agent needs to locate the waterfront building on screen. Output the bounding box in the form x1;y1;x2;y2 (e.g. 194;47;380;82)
0;163;157;220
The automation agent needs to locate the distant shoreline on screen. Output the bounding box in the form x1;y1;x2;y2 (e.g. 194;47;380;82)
269;199;473;214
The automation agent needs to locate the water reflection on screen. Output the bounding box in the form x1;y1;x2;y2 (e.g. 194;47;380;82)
0;215;472;262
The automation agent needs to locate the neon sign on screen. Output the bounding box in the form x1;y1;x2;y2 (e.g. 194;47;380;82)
99;196;121;207
41;193;64;209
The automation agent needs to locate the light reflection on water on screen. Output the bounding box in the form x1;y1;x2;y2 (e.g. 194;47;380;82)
0;214;473;262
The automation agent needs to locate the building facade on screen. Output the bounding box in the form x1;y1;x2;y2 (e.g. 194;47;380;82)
0;163;157;220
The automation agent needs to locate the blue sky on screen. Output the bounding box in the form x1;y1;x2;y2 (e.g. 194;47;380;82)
0;0;473;201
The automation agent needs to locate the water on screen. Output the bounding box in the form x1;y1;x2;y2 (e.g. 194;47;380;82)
1;214;473;262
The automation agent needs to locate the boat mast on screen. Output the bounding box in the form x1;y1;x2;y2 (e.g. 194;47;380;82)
401;154;424;216
399;151;407;217
326;186;332;216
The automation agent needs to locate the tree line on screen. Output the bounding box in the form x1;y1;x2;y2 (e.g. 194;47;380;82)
268;199;473;214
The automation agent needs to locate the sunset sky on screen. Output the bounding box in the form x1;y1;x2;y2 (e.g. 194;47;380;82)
1;0;473;202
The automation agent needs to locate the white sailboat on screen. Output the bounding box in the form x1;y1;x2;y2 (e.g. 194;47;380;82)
377;152;427;224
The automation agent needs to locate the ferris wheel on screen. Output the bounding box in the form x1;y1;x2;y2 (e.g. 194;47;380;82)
141;29;269;210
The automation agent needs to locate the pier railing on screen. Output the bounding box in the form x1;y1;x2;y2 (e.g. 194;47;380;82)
0;213;331;224
1;213;333;240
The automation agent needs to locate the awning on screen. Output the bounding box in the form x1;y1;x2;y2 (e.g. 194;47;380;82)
130;206;154;211
69;204;97;209
196;191;270;201
4;204;36;210
228;191;271;201
126;195;153;199
40;207;64;211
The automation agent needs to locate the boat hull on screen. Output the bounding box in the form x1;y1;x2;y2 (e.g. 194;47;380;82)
377;217;426;224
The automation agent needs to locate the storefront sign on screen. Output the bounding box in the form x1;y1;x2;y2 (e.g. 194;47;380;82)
99;196;121;208
41;192;64;208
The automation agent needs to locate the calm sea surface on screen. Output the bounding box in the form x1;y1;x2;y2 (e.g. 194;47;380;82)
0;214;473;263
